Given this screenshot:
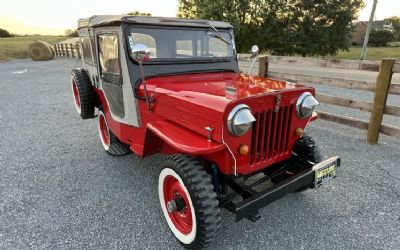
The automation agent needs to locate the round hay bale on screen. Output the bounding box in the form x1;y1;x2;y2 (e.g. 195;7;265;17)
27;41;54;61
46;43;55;59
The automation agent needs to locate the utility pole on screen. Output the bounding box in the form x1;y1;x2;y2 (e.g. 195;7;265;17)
360;0;378;60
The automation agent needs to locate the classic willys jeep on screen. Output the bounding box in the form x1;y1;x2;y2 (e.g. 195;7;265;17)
71;15;339;249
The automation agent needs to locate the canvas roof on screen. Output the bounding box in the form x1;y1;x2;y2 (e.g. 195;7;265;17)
78;15;233;29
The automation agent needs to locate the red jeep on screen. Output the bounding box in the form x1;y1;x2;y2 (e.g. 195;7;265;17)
71;15;339;249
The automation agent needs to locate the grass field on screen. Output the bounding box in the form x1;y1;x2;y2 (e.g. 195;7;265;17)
0;36;65;61
330;46;400;60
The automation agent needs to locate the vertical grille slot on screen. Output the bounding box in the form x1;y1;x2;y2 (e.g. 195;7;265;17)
251;103;294;166
259;112;266;160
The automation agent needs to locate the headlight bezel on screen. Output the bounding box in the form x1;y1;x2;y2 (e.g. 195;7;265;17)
296;92;319;118
227;104;256;136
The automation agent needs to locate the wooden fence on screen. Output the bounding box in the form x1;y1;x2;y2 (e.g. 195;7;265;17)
54;43;81;59
238;54;400;144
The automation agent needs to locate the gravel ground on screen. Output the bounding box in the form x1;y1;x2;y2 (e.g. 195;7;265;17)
1;58;400;250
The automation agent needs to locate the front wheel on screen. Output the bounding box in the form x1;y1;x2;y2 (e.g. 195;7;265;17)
158;155;221;249
97;109;130;156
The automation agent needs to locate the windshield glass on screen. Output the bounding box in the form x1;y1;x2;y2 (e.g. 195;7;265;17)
127;27;235;62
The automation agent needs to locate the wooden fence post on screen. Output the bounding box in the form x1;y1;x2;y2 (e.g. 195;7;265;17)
66;43;70;57
75;43;81;59
70;43;74;58
258;55;268;77
61;44;65;56
366;58;396;144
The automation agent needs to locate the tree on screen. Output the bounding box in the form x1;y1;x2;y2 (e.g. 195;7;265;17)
65;29;78;37
385;16;400;41
177;0;198;18
0;28;13;37
177;0;364;56
368;29;394;47
126;11;151;16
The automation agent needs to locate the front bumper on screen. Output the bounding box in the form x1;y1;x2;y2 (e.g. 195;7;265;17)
223;156;340;221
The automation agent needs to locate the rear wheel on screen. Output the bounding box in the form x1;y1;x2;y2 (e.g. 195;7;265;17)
71;68;95;119
158;155;221;249
97;109;130;156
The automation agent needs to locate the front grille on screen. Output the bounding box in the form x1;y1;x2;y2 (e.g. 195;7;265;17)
250;104;294;165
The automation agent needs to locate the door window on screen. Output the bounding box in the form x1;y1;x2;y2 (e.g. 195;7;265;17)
98;34;121;84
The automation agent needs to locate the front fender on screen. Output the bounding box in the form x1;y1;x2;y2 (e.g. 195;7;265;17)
145;120;225;155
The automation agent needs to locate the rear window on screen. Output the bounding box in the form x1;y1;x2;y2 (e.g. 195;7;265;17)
80;36;93;64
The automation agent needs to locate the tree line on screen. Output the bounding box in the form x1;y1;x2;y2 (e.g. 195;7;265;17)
178;0;390;56
0;28;13;37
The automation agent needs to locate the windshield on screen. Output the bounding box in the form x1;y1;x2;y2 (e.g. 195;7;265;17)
127;27;235;62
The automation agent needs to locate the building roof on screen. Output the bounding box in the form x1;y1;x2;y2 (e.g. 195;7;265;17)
371;20;385;29
78;15;233;29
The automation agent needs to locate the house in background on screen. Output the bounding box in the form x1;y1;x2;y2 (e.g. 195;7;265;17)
351;20;394;45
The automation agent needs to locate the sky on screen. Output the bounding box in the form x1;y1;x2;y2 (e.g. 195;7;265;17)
0;0;399;35
0;0;178;35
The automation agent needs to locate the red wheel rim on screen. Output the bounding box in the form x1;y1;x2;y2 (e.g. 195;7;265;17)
72;79;81;110
163;175;193;235
99;113;110;146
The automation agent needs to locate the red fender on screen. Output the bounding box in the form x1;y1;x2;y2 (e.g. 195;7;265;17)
145;120;225;156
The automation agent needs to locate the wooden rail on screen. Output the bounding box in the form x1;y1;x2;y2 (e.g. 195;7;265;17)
238;54;400;143
54;43;81;59
238;54;400;73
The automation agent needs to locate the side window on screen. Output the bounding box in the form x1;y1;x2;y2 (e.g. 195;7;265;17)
98;34;121;84
80;36;93;64
176;40;193;57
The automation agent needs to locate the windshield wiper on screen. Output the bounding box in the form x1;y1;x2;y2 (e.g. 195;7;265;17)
208;24;231;45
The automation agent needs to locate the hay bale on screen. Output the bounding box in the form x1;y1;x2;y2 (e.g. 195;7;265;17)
27;41;54;61
46;43;55;58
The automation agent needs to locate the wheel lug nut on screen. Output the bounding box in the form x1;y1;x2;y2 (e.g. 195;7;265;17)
167;200;178;213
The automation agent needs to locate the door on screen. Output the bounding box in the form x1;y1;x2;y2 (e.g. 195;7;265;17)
97;33;124;118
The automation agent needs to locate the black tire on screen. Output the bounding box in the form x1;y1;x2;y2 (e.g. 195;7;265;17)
97;108;130;156
71;68;95;119
158;155;221;249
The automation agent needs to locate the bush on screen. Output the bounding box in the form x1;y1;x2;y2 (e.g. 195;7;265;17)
368;29;394;47
65;29;78;37
0;28;13;37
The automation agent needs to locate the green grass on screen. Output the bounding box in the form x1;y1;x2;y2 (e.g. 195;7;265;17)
330;46;400;61
0;36;66;61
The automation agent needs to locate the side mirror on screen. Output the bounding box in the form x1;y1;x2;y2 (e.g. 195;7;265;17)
248;45;259;76
250;45;259;58
131;44;150;63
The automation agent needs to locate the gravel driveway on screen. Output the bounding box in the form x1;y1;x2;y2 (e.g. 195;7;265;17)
1;58;400;249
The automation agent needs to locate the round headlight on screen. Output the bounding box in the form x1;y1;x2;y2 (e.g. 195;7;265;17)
296;92;319;118
227;104;256;136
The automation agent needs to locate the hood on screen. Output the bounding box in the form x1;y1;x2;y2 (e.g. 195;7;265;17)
144;72;307;141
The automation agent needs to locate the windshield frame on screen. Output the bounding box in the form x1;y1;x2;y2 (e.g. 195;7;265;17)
125;24;236;65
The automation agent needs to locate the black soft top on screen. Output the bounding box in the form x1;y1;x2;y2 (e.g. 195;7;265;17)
78;15;233;29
